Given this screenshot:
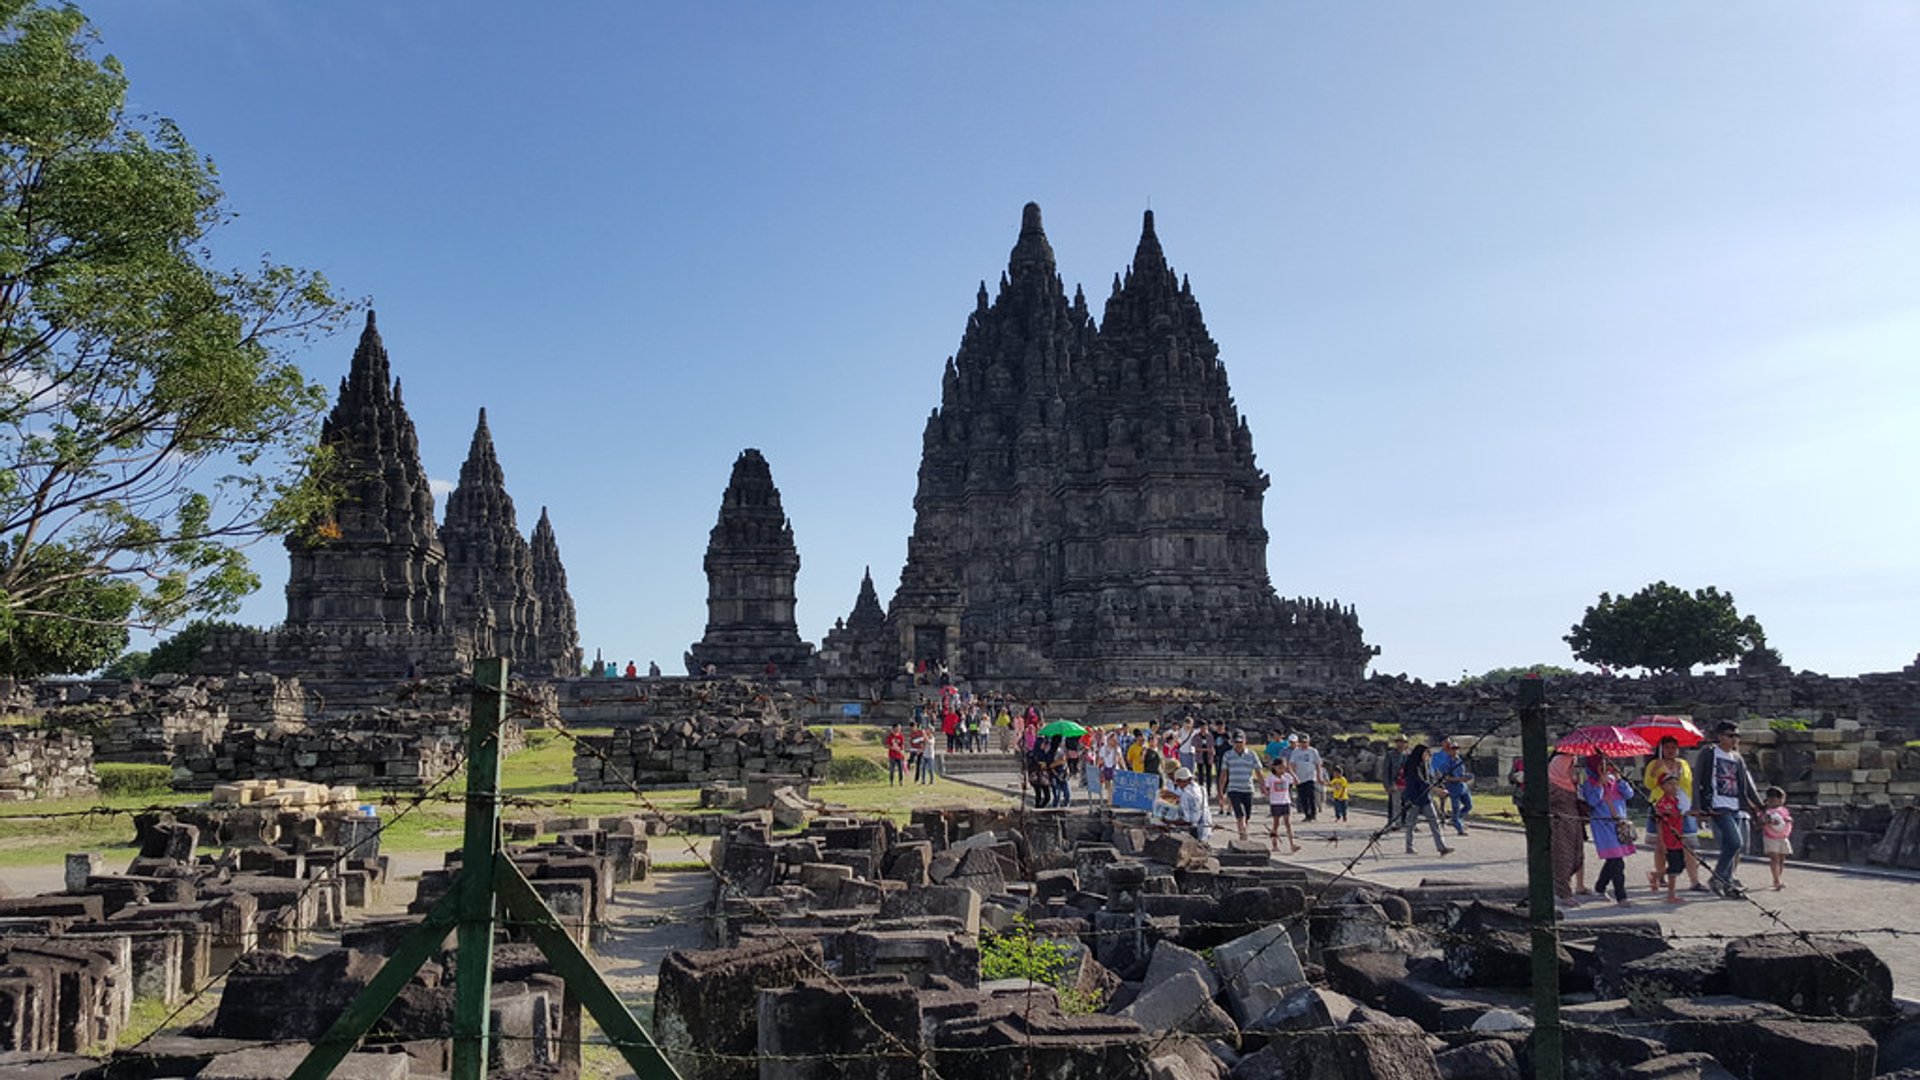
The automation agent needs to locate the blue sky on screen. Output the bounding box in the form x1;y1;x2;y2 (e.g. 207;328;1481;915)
85;3;1919;680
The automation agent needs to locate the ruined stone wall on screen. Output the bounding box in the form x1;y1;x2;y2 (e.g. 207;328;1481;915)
189;625;471;682
36;678;230;765
0;730;97;801
165;715;476;791
572;717;829;790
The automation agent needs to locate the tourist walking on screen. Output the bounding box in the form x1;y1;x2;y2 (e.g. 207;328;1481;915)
1027;738;1055;808
909;723;931;784
1328;766;1349;823
1171;767;1213;842
1265;758;1302;853
1642;736;1704;893
1292;734;1325;822
1761;785;1794;890
1651;773;1688;903
1379;735;1409;829
1192;720;1217;792
1218;731;1263;842
1400;744;1454;855
1693;721;1764;898
1580;753;1636;906
1548;754;1587;906
1431;737;1473;835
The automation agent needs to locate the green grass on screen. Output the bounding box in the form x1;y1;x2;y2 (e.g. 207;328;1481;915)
1342;781;1519;825
96;762;174;798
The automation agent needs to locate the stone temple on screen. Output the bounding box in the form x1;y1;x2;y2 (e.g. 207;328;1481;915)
686;449;814;676
865;204;1374;687
196;312;581;681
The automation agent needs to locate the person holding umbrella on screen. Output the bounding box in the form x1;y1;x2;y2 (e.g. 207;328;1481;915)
1580;752;1637;907
1642;735;1706;893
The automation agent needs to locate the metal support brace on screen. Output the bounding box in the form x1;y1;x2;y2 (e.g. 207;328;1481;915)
287;659;683;1080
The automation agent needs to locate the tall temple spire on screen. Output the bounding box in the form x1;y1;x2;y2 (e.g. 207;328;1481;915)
284;309;448;633
530;507;582;678
443;407;542;670
1007;201;1056;282
686;449;813;677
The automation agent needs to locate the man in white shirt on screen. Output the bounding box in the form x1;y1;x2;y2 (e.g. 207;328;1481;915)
1172;767;1213;842
1291;735;1325;822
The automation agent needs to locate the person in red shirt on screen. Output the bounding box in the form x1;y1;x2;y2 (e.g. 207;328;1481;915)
1652;774;1688;903
884;724;907;787
941;708;961;754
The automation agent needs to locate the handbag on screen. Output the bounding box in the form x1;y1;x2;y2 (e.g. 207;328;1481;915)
1614;818;1639;846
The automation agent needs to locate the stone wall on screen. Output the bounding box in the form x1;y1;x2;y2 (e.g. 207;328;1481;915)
0;730;96;802
165;713;491;791
573;717;829;790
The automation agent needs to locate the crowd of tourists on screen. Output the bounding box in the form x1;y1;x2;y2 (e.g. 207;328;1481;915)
905;709;1795;908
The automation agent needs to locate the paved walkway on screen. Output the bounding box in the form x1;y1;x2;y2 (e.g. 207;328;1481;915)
955;768;1920;1000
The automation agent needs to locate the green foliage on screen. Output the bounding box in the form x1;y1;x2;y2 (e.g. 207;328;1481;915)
979;917;1072;985
99;648;147;678
0;1;353;677
96;761;172;796
1564;582;1769;675
1369;722;1402;736
827;755;885;784
1764;717;1810;733
0;542;135;675
1460;664;1580;685
141;618;248;675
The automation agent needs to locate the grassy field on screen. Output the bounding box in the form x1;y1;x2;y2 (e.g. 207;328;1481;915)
0;723;1002;869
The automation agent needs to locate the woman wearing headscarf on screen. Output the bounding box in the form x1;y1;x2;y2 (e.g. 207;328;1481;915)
1547;753;1587;906
1581;752;1637;907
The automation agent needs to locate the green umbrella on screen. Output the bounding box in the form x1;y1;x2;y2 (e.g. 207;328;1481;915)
1038;720;1088;738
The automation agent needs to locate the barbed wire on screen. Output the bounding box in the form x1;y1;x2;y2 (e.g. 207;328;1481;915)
504;689;949;1080
104;730;479;1069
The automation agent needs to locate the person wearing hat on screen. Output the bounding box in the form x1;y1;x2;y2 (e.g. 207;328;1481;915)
1171;766;1213;841
1693;721;1764;897
1218;731;1263;841
1431;736;1473;836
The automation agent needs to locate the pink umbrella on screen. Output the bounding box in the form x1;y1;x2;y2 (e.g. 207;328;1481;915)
1627;715;1705;749
1554;725;1653;758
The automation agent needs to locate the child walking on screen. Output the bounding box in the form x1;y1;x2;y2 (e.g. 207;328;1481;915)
1264;759;1302;853
1761;786;1794;890
1652;774;1688;903
1328;766;1350;823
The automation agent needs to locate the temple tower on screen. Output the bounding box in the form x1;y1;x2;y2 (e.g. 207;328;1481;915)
883;205;1375;685
530;508;583;678
888;203;1092;676
817;567;896;682
442;409;543;669
284;311;449;631
686;449;814;676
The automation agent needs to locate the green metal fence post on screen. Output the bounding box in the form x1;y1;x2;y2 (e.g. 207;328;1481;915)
1519;676;1563;1080
452;657;509;1079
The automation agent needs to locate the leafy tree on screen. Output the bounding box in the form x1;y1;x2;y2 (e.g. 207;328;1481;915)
1564;581;1769;675
144;617;246;675
97;647;146;678
0;1;350;677
1460;663;1579;685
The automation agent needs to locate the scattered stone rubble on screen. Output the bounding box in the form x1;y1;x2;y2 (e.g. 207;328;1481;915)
0;795;388;1060
651;806;1920;1080
0;730;97;802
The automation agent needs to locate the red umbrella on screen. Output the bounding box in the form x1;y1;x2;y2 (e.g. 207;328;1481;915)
1627;714;1705;749
1554;725;1653;758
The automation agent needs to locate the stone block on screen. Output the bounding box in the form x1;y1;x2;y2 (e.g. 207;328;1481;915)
62;855;101;895
758;975;922;1080
1213;924;1306;1025
1434;1039;1520;1080
1617;945;1728;1017
879;885;980;936
1118;967;1237;1044
654;938;825;1080
1268;1013;1441;1080
881;841;933;886
1143;940;1219;997
1722;935;1893;1025
1667;1016;1876;1080
200;1045;407;1080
